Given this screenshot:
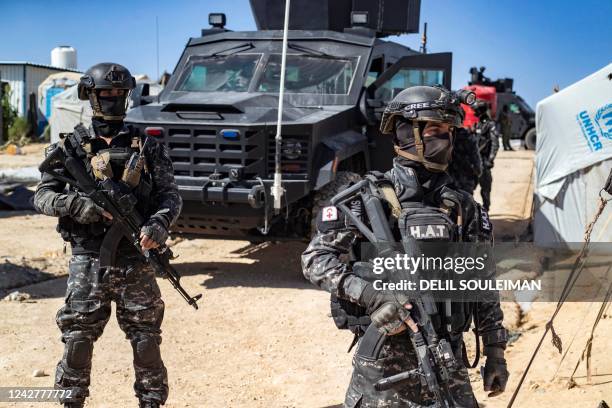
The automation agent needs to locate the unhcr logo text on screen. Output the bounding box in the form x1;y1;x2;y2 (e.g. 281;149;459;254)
577;110;603;151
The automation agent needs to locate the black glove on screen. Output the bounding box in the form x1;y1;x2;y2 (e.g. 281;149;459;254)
140;217;169;247
482;346;509;396
69;195;105;224
359;283;411;335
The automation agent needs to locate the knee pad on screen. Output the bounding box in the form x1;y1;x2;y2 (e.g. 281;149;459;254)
65;338;93;370
132;336;162;368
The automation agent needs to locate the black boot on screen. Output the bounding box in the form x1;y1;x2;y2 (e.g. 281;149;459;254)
139;401;160;408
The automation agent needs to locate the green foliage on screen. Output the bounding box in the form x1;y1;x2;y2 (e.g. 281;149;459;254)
1;84;18;138
7;117;31;146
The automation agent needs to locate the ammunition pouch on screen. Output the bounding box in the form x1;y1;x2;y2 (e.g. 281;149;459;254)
91;151;113;180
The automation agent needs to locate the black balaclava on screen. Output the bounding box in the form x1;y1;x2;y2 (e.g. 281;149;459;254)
393;119;454;172
92;118;124;137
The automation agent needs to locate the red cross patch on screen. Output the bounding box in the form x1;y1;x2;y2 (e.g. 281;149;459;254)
321;206;338;222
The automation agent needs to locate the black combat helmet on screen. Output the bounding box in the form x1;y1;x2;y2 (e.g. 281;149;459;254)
380;85;475;172
380;85;475;134
78;63;136;121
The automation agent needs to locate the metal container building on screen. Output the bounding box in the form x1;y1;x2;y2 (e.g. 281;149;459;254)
0;62;81;117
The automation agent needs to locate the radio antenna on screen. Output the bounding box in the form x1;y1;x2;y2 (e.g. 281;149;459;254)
271;0;291;213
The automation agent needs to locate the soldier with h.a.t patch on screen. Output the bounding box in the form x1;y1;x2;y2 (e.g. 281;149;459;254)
302;86;508;407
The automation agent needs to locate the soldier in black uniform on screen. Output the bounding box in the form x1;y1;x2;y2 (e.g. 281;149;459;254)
449;127;482;195
474;101;500;211
499;105;514;151
302;86;508;407
34;63;182;408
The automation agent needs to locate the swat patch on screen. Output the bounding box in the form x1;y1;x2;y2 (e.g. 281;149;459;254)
321;206;338;222
407;224;450;240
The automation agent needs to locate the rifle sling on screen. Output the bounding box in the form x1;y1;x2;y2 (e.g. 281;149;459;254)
462;328;480;369
99;223;124;269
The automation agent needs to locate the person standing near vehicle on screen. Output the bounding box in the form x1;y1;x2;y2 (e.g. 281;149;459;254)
34;63;182;408
499;104;514;151
302;86;508;407
474;101;500;211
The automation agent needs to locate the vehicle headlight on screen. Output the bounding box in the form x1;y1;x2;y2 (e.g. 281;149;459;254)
282;139;303;160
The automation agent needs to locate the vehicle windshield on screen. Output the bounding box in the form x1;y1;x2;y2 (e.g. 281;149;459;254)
176;53;356;95
177;54;261;92
516;96;534;115
256;54;356;95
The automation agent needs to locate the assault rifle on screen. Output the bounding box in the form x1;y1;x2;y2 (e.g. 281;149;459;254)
330;176;460;407
39;129;202;310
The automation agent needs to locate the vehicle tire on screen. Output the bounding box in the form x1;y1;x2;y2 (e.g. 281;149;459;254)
309;171;362;238
524;128;537;150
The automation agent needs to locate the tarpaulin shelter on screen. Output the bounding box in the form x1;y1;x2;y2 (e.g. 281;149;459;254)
49;85;92;143
534;63;612;247
37;71;82;119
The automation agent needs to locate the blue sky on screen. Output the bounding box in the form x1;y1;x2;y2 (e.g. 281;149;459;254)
0;0;610;108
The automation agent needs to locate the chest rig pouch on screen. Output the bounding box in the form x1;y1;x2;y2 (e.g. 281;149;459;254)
90;137;153;216
57;128;153;254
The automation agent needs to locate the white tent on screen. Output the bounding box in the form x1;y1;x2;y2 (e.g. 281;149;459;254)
37;71;82;118
534;63;612;248
49;85;92;143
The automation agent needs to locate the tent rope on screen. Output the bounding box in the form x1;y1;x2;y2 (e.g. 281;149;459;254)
507;188;611;408
567;275;612;387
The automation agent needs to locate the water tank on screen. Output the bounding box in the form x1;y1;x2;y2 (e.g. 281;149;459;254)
51;46;77;70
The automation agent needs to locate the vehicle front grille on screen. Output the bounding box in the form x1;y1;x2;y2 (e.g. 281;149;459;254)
161;126;267;178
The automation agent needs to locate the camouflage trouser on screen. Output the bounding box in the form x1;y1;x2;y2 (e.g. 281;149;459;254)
55;254;168;404
344;332;478;408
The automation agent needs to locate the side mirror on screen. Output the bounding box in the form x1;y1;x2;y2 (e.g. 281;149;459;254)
359;91;379;126
130;83;153;108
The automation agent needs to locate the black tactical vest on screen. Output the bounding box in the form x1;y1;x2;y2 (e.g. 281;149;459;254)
330;169;476;341
57;125;152;254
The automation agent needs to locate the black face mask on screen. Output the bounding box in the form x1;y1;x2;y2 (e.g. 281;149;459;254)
92;118;124;138
394;120;454;172
89;91;128;120
98;95;128;117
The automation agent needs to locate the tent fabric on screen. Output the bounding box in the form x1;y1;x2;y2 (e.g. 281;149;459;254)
49;85;92;143
37;71;82;118
534;63;612;247
535;63;612;197
534;159;611;246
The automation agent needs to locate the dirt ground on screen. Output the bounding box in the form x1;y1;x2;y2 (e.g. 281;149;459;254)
0;143;46;169
0;148;610;408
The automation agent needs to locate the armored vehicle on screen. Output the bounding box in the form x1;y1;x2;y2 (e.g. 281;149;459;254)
127;0;454;239
467;66;537;149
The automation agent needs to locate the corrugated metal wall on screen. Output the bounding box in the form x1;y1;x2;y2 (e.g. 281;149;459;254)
0;64;71;117
0;64;25;116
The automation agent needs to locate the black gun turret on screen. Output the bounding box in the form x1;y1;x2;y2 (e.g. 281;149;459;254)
249;0;421;37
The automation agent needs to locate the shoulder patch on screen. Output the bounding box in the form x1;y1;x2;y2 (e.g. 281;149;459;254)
321;206;338;222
